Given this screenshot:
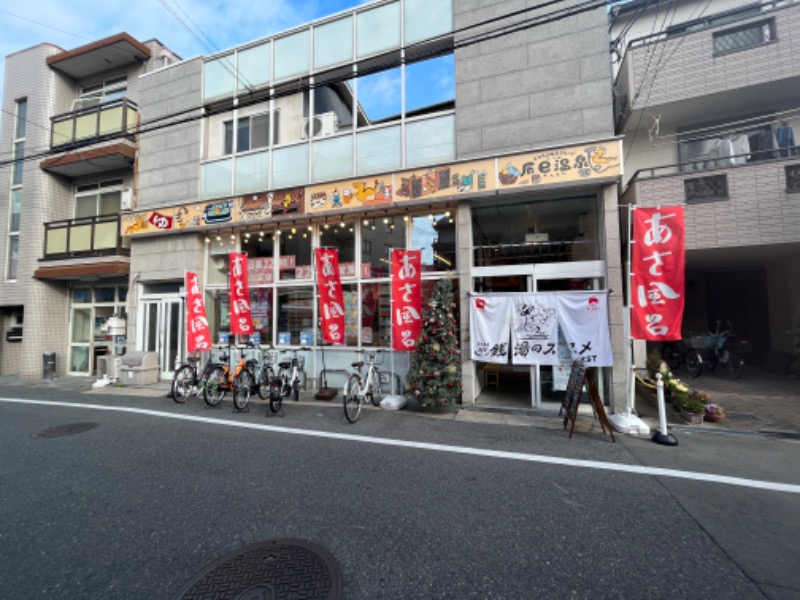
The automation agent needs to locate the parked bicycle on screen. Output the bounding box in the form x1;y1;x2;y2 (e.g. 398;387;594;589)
661;339;702;378
204;344;258;409
171;350;225;403
274;347;310;403
343;350;384;423
703;320;748;379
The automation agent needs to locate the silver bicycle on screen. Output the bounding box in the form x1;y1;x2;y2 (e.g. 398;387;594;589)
343;350;384;423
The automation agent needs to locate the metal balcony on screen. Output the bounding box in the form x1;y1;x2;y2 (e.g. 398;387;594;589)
42;214;131;260
50;98;139;149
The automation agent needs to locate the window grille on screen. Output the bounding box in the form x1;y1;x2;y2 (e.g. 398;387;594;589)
685;175;728;203
713;19;774;55
786;165;800;194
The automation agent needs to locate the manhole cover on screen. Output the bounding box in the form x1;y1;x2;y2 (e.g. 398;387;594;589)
175;539;342;600
33;422;97;439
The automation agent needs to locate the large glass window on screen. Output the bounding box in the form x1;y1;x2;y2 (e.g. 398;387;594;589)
405;55;455;114
472;196;599;267
312;135;353;182
274;30;310;81
237;42;271;91
357;2;400;58
204;57;236;100
234;151;269;194
360;282;391;347
276;286;314;346
356;67;402;127
411;212;456;273
201;159;233;199
404;0;453;45
272;144;309;189
250;288;273;343
314;17;353;69
278;228;312;281
362;216;406;277
406;114;455;167
319;221;356;273
357;126;401;175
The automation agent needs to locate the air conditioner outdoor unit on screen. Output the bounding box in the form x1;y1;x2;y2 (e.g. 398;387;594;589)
72;97;101;111
120;188;134;211
301;112;338;139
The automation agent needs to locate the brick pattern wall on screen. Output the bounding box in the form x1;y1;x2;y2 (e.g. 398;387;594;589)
627;3;800;111
635;159;800;249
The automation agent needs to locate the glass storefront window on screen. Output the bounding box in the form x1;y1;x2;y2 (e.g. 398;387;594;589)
319;222;356;277
411;212;456;273
276;286;314;346
362;216;405;278
471;196;599;267
251;288;273;344
360;282;391;347
279;229;312;281
72;308;91;343
70;346;90;373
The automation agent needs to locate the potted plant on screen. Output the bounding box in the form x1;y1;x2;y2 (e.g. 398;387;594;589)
704;403;726;422
669;380;705;423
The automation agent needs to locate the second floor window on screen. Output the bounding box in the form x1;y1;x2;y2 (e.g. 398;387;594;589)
75;75;127;110
224;113;276;154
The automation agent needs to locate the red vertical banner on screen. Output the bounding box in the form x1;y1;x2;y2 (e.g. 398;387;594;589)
315;248;346;344
229;252;254;336
185;271;212;353
391;249;422;351
631;206;685;340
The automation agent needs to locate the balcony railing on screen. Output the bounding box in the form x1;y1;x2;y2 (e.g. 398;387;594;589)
50;98;139;149
43;214;131;260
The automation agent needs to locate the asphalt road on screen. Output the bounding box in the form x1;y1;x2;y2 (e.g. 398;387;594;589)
1;386;798;599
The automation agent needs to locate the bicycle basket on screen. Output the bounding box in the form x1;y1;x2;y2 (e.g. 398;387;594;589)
265;350;280;365
292;355;305;369
364;351;385;366
684;335;708;349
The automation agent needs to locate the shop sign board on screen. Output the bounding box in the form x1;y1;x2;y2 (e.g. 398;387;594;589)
122;141;621;236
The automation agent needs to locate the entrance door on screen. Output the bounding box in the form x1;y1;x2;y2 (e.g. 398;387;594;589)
140;296;183;379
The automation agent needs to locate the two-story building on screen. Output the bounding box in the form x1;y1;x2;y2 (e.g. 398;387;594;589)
0;34;179;379
611;0;800;370
123;0;628;412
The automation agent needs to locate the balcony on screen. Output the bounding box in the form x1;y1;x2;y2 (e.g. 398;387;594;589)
40;99;138;178
622;152;800;252
35;215;131;280
614;1;800;125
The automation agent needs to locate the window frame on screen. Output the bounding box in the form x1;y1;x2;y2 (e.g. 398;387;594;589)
713;18;775;56
223;111;276;155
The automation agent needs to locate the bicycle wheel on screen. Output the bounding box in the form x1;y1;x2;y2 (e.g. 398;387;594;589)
203;366;228;407
292;380;300;401
344;374;362;423
705;350;719;372
268;380;282;413
258;367;273;400
661;343;682;371
368;370;382;406
727;354;744;379
233;369;254;411
685;351;702;378
171;365;195;403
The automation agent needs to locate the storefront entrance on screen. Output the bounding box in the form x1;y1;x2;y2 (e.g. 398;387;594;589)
140;294;183;379
472;261;606;410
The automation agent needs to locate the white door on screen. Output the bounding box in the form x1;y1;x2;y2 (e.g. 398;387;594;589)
140;296;183;379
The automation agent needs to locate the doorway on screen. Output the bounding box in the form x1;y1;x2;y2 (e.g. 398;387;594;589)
471;261;607;410
140;295;183;379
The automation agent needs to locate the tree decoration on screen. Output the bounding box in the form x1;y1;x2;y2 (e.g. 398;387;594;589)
404;278;461;408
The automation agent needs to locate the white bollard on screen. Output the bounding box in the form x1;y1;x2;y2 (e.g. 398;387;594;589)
652;373;678;446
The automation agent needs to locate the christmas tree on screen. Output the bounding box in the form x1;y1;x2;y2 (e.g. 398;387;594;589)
404;278;462;408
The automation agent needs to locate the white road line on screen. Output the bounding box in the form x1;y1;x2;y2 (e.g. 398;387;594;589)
4;397;800;494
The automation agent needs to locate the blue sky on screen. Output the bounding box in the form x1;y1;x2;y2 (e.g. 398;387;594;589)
0;0;382;126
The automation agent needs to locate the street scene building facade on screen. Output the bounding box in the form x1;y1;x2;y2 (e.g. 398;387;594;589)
0;33;179;380
611;0;800;370
2;0;627;412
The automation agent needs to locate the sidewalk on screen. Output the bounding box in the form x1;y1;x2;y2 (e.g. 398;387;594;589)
1;364;797;437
